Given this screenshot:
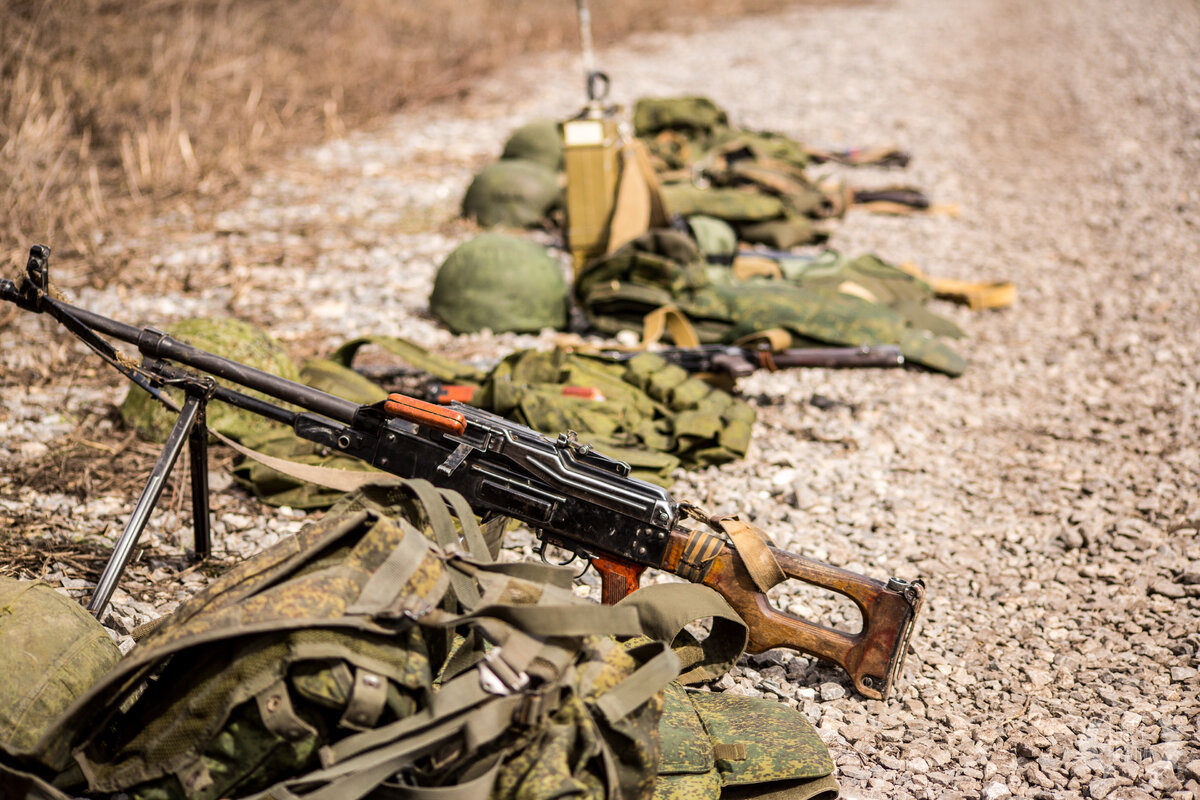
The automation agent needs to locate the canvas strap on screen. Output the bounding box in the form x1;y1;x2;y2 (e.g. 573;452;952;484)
713;514;786;593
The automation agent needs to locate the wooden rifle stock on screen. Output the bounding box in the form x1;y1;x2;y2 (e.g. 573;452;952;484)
592;529;923;700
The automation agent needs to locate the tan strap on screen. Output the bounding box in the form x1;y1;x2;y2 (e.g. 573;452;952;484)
928;276;1016;310
641;305;701;348
837;280;879;304
732;328;793;352
256;678;319;742
852;199;962;217
897;261;1015;310
216;429;396;493
607;142;652;255
632;136;670;229
339;668;389;731
731;254;783;280
606;138;668;255
712;742;748;761
713;513;786;593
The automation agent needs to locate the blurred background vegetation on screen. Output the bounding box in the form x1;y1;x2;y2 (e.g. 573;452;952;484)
0;0;801;278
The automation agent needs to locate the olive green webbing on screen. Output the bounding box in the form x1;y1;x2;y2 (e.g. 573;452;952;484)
79;628;428;792
591;642;679;724
616;583;748;684
345;519;434;615
718;773;840;800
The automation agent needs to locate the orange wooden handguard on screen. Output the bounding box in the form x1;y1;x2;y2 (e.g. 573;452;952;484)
435;384;478;404
383;393;467;435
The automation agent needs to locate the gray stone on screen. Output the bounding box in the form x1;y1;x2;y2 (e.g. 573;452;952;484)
818;682;846;702
980;781;1012;800
1145;761;1182;792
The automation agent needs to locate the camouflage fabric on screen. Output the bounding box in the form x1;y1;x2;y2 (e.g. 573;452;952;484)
686;215;738;262
577;230;967;376
633;95;841;242
473;346;756;484
773;251;966;339
120;317;299;443
25;482;683;800
633;96;729;137
501;118;564;170
737;213;825;250
430;233;569;334
0;578;121;754
653;684;838;800
461;158;561;228
660;184;786;223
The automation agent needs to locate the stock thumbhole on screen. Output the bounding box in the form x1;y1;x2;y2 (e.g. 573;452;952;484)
767;578;863;635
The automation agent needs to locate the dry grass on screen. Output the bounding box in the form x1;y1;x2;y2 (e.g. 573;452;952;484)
0;0;805;281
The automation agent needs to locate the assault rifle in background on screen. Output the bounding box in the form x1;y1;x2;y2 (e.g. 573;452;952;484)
2;245;924;700
355;343;904;401
598;343;904;379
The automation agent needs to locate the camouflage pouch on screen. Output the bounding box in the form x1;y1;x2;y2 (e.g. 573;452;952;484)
0;579;121;755
474;347;755;480
736;214;826;249
660;184;786;223
653;684;838;800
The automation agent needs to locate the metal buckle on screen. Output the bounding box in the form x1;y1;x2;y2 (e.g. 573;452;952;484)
477;650;530;696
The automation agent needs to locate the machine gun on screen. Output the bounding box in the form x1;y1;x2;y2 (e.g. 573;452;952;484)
1;246;924;700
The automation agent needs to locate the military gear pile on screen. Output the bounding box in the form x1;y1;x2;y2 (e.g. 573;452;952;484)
461;96;930;241
0;482;838;800
576;229;967;376
430;233;570;334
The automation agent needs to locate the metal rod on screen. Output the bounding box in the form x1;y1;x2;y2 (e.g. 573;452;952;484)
187;410;212;560
87;393;204;618
54;301;361;425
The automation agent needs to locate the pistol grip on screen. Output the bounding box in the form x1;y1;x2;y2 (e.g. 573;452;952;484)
592;556;646;605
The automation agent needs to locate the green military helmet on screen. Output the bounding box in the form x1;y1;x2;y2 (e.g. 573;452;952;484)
686;215;738;263
120;317;300;442
430;233;569;334
461;159;560;228
500;119;564;171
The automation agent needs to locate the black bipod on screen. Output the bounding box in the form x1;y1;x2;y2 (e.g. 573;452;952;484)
86;375;216;618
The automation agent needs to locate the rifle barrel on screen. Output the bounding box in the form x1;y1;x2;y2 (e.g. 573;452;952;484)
769;344;904;369
52;302;363;425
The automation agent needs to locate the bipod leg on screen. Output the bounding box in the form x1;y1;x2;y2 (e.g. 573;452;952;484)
187;406;211;561
87;390;207;619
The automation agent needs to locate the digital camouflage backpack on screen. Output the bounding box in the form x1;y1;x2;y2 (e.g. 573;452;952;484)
0;481;837;800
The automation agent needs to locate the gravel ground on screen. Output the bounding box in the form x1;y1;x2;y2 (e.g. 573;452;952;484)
2;0;1199;798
